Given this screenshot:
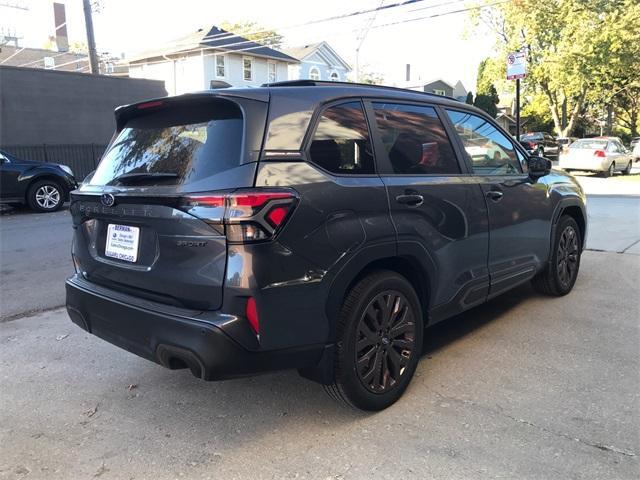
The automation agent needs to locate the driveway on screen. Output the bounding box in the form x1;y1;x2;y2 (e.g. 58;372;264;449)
0;250;638;479
0;207;73;320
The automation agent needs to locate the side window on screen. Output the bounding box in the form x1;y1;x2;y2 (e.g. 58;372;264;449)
446;110;522;175
608;141;622;153
309;102;375;175
372;103;460;174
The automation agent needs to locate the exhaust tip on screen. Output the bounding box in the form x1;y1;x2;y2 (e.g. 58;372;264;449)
156;344;204;379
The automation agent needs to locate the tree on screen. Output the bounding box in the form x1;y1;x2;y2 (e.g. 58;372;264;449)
469;0;640;137
473;58;500;117
220;21;283;49
465;92;474;104
612;84;640;137
474;86;499;118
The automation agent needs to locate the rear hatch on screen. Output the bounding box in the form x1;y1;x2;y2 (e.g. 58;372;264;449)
70;94;268;310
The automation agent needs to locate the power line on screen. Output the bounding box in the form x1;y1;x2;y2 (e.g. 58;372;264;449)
121;0;432;60
107;0;511;71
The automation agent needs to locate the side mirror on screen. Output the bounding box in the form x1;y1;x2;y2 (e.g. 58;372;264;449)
527;155;551;177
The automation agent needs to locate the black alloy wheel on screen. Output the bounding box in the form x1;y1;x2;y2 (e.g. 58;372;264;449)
556;224;580;290
324;270;423;411
355;291;416;393
532;215;582;296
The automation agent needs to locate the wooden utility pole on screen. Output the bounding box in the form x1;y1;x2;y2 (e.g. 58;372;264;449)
82;0;99;74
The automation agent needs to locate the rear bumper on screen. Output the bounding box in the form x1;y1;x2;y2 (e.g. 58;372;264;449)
559;157;609;171
65;275;324;380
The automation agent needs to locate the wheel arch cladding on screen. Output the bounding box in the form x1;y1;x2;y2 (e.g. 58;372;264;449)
329;255;431;332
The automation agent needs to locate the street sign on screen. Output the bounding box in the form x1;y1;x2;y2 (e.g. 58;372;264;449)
506;51;527;80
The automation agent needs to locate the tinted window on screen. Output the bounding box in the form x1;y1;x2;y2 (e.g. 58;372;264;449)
447;110;522;175
372;103;460;175
90;100;243;187
309;102;374;175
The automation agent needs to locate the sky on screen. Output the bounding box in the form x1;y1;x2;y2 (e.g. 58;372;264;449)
6;0;498;93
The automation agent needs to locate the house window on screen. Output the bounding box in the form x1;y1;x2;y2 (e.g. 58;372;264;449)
215;55;225;77
268;62;277;83
433;89;446;96
329;71;339;81
43;56;55;69
309;67;320;80
243;57;253;81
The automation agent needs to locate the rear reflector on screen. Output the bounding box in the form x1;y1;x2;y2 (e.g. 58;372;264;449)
593;150;606;158
246;297;259;335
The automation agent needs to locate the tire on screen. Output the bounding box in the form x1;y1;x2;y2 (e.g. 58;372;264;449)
532;215;582;296
622;161;632;175
27;179;64;212
602;162;614;178
324;270;424;411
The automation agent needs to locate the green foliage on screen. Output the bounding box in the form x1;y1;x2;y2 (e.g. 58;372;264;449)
220;21;283;49
469;0;640;137
465;92;474;104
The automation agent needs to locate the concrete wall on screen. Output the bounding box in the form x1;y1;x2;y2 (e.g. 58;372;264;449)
0;66;167;146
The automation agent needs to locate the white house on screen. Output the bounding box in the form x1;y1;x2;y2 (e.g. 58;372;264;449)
127;26;298;95
284;42;351;82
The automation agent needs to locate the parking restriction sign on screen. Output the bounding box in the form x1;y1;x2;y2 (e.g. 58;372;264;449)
506;51;527;80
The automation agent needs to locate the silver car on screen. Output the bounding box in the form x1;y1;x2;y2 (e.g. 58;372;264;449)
559;137;633;177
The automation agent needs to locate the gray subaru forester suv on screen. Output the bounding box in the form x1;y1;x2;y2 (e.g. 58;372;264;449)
66;80;587;410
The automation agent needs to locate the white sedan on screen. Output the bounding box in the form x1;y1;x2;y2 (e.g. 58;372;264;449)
559;137;633;177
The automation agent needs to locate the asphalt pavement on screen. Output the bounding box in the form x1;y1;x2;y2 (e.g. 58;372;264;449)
0;250;638;479
0;206;73;320
0;174;639;479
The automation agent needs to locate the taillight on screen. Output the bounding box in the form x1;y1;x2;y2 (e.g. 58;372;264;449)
593;150;606;158
179;189;298;243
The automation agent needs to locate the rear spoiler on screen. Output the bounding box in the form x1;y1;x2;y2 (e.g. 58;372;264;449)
114;90;270;131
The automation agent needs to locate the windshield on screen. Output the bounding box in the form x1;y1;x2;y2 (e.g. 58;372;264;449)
89;99;243;187
570;139;608;149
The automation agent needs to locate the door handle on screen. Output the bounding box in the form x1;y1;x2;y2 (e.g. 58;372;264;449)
396;194;424;206
486;190;504;201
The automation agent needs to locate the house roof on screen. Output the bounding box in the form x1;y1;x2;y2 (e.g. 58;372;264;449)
283;41;351;71
127;26;298;64
0;45;89;72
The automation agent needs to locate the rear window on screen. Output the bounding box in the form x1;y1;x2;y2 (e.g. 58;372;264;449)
90;100;243;187
520;133;542;141
571;139;608;149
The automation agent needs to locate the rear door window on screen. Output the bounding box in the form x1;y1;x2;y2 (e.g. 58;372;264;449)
308;101;375;175
371;102;460;175
446;110;522;175
90;99;243;187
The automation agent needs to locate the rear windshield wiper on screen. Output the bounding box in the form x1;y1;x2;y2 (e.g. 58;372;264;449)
109;172;179;185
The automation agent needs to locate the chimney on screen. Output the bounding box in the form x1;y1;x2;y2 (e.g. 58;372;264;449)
53;2;69;52
405;64;411;82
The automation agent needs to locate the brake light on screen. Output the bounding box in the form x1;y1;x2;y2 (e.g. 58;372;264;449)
593;150;606;158
136;100;164;110
180;189;298;243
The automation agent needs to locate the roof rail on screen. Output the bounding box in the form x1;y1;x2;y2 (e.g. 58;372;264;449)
261;80;460;102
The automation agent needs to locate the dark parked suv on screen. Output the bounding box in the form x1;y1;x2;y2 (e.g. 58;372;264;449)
66;81;587;410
